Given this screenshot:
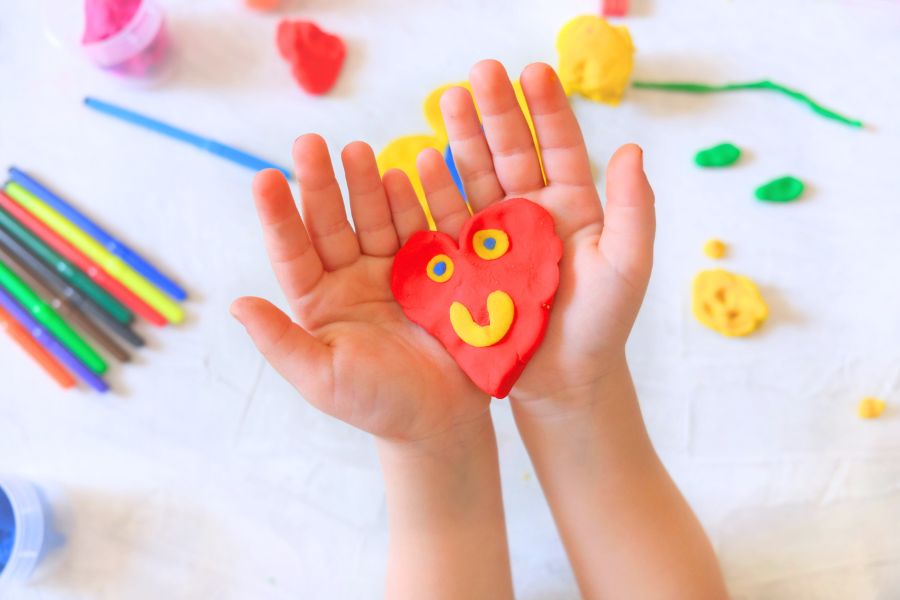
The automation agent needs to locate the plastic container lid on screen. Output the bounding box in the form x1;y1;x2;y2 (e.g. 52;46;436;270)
0;477;47;589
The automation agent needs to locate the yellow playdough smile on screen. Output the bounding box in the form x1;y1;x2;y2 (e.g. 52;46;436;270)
449;291;515;347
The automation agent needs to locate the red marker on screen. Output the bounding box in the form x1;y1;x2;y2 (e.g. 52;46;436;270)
0;191;167;327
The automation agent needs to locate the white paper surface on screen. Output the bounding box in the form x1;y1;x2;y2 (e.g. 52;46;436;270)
1;0;898;598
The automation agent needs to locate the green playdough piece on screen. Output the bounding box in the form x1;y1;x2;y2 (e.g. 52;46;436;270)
695;142;741;167
755;176;804;202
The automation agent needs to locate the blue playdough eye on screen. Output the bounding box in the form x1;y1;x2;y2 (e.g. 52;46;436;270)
473;229;510;260
426;254;454;282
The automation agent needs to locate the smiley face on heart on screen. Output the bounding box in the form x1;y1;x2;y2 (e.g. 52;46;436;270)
391;198;563;397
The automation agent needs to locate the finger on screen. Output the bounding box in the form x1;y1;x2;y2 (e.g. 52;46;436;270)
293;134;361;270
599;144;656;289
469;59;545;195
383;169;428;244
252;169;325;304
519;62;595;189
341;141;400;257
417;148;470;239
231;296;333;404
440;86;505;211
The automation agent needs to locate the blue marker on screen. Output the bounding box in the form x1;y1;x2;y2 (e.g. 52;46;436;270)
8;167;188;302
82;97;293;179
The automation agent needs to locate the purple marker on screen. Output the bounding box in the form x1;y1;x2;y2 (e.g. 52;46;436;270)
0;288;108;393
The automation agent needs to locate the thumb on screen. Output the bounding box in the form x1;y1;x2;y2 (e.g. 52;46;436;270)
599;143;656;289
230;296;332;401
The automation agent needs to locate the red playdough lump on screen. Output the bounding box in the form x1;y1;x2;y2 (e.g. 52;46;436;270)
602;0;629;17
276;20;346;95
391;198;563;398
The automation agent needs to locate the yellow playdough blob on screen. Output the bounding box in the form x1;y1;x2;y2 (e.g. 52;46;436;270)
376;134;444;229
703;239;727;259
857;397;886;419
556;15;635;105
692;269;768;337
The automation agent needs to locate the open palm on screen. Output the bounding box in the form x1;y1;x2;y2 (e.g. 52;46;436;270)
232;135;488;443
232;60;655;439
427;60;655;402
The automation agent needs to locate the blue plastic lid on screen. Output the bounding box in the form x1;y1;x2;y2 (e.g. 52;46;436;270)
0;487;14;573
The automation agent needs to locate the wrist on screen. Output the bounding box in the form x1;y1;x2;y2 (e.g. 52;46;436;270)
376;408;494;464
510;352;631;419
377;407;514;599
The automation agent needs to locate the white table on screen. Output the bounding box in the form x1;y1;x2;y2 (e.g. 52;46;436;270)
2;1;899;598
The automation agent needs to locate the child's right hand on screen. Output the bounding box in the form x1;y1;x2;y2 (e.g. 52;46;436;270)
231;135;490;444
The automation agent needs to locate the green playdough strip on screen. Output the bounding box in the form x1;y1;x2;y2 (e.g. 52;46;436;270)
695;142;741;167
631;80;863;128
755;175;804;202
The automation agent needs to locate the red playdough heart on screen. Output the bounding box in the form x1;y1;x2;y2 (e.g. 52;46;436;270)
392;198;563;397
276;20;346;95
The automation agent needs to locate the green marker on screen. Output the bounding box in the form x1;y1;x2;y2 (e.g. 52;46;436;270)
0;259;107;374
0;205;133;325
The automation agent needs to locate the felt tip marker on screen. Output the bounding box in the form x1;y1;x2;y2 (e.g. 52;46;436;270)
4;182;185;324
0;287;108;392
8;167;188;301
0;196;133;325
0;243;132;360
0;258;107;375
0;303;76;390
0;190;167;328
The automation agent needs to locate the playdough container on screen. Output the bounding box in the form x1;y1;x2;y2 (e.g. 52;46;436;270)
82;0;170;78
0;476;56;590
41;0;170;80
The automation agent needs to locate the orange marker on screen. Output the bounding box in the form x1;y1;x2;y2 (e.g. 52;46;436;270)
0;304;76;389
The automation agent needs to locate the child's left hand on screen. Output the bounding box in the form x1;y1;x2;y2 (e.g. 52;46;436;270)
231;135;490;443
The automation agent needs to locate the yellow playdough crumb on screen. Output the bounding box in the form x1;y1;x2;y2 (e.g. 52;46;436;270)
692;269;768;337
556;15;635;105
857;397;886;419
703;239;727;259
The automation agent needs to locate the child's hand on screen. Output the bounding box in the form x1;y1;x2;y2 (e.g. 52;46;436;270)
233;136;515;600
439;60;655;407
231;136;489;443
442;62;725;599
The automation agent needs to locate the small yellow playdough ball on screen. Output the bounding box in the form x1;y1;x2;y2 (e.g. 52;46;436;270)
857;397;886;419
703;239;727;259
556;15;635;105
692;269;768;337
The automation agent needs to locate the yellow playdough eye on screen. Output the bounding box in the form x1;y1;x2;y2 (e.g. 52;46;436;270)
426;254;454;283
473;229;509;260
